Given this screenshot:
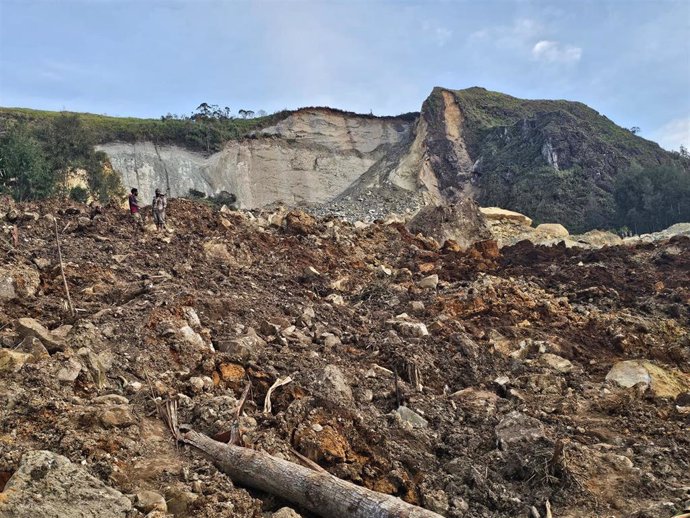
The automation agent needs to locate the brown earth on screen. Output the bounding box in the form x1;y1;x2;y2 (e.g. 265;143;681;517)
0;198;689;518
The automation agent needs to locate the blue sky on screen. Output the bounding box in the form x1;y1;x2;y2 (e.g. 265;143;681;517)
1;0;688;150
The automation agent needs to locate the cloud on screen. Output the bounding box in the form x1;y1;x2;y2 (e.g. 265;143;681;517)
423;21;452;47
532;40;582;63
469;18;542;49
651;117;690;151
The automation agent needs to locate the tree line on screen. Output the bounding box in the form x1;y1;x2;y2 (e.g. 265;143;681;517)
0;113;123;203
612;162;690;235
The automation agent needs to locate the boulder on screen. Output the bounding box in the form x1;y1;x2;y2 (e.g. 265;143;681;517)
273;508;302;518
135;490;167;513
16;336;50;361
216;328;266;361
539;353;573;373
0;266;41;301
321;364;353;403
57;357;83;382
534;223;569;238
0;450;131;517
16;318;64;353
0;349;31;373
418;274;439;290
480;207;533;226
605;360;690;398
395;406;428;428
408;197;492;250
495;411;546;450
165;488;198;516
284;210;316;235
179;325;209;351
99;405;136;428
77;347;107;389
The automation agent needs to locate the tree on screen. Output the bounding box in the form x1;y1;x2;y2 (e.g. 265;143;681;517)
680;145;689;159
629;126;640;135
195;103;212;119
0;127;54;201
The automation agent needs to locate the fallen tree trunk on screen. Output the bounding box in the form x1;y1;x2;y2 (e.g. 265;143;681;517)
180;427;443;518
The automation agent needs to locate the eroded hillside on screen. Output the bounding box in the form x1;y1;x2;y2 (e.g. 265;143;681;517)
1;198;689;518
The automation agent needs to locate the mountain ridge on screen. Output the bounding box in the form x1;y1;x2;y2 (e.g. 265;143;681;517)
1;87;688;233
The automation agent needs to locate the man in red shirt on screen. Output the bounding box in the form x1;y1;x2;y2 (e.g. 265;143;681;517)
128;188;144;229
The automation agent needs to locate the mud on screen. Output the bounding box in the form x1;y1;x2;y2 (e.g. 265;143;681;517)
0;198;688;518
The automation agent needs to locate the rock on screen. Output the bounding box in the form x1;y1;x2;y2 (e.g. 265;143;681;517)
16;336;50;361
534;223;569;238
77;347;107;389
94;394;129;405
575;229;623;247
495;411;546;450
378;264;393;276
135;490;167;513
325;293;345;306
321;364;353;403
322;334;342;348
219;362;246;382
100;405;135;428
451;387;501;414
217;328;266;361
284;210;316;235
539;353;573;373
409;301;425;314
16;317;64;353
0;266;41;301
272;507;302;518
423;489;449;515
394;320;429;338
57;357;83;382
165;488;198;516
0;450;131;517
32;257;51;270
183;306;201;328
189;377;206;393
0;349;31;373
179;325;209;351
480;207;533;226
408;198;492;249
418;274;439;290
605;360;690;398
395;406;428;428
303;266;321;278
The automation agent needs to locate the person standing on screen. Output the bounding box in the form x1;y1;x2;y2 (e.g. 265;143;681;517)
128;188;144;229
152;188;167;231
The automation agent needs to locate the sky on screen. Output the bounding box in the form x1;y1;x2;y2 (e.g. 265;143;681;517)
0;0;689;151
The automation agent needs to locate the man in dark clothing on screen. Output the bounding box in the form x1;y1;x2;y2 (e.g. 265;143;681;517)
152;188;167;231
128;188;144;229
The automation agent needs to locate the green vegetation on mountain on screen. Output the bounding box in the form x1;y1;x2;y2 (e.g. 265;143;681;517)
0;113;124;202
433;87;690;233
0;106;288;155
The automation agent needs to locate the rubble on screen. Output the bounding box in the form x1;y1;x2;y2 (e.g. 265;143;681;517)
0;198;688;518
0;450;132;517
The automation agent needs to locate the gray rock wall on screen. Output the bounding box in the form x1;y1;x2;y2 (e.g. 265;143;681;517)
98;110;413;209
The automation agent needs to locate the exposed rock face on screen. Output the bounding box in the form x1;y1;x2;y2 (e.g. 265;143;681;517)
98;109;413;209
408;197;492;249
0;450;132;518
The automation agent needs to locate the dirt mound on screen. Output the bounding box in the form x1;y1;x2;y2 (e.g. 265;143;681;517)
0;198;688;518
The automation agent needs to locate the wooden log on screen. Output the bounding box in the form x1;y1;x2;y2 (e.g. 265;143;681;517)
54;218;75;317
180;428;443;518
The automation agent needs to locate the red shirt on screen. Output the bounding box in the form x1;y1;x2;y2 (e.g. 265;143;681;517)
128;194;139;213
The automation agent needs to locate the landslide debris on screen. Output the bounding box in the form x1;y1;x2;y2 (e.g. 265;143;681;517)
0;198;689;518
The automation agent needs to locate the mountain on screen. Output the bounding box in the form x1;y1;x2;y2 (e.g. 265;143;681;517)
1;88;688;232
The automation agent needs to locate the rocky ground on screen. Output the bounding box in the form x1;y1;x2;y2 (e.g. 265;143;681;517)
0;197;689;518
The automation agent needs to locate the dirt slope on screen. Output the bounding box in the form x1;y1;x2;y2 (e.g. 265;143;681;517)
0;198;689;518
